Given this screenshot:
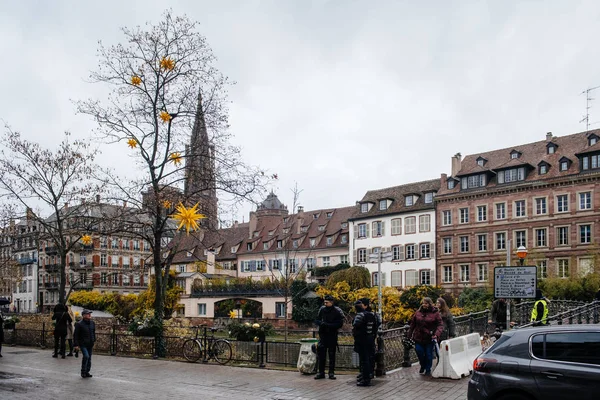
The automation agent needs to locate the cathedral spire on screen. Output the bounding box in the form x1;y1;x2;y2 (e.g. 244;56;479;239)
184;90;218;229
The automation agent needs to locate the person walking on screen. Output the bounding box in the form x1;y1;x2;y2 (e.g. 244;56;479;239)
314;295;344;380
436;298;456;341
52;303;72;359
531;289;549;326
0;312;4;357
352;299;376;387
66;306;75;357
488;298;515;330
408;297;443;376
73;309;96;378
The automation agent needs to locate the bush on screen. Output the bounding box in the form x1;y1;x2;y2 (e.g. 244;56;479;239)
457;287;494;313
399;285;445;310
227;321;275;342
291;280;320;323
127;310;162;337
326;266;371;290
539;273;600;301
313;263;350;278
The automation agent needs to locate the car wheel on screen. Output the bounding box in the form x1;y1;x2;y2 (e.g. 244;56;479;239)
496;393;531;400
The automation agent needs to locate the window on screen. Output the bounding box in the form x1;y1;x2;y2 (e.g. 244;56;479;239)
535;198;547;215
477;159;484;166
477;264;488;281
443;238;452;254
100;253;107;266
391;271;402;287
460;265;470;282
405;196;414;206
405;217;416;234
379;200;387;210
263;242;270;250
271;259;281;270
197;303;206;316
372;272;381;286
313;213;319;220
579;225;592;244
326;212;333;218
579;258;594;276
477;205;487;222
511;152;519;159
405;270;418;287
459;208;469;224
405;244;415;260
268;230;274;236
318;225;325;231
425;193;433;203
100;272;107;285
340;255;348;264
497;167;525;184
341;235;347;244
357;249;367;263
591;136;599;146
496;203;506;220
547;145;556;154
496;232;506;250
341;222;348;229
558;259;569;278
537;260;548;279
111;238;118;249
420;243;431;258
420;270;431;285
112;273;119;285
372;221;384;237
442;210;452;226
277;240;283;249
477;234;487;252
326;236;333;246
514;200;526;217
275;302;286;318
100;237;107;249
460;236;469;253
322;256;330;267
256;260;265;271
246;243;253;251
515;230;526;247
391;218;402;235
581;154;600;170
288;259;298;273
443;266;452;283
358;223;368;238
301;226;308;232
535;228;547;247
447;179;455;189
392;245;403;261
419;215;430;232
560;161;569;171
556;226;569;245
539;164;548;175
579;192;592;210
557;194;569;212
461;174;486;189
532;332;600;365
361;203;369;213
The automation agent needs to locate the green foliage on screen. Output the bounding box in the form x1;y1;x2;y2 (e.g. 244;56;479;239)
457;287;494;312
313;263;350;277
127;310;162;337
214;299;263;318
399;285;445;310
134;271;183;319
227;321;275;342
192;276;284;293
3;315;20;328
291;280;320;323
326;266;371;290
538;273;600;301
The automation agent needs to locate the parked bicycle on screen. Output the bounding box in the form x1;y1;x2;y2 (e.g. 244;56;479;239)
182;326;232;365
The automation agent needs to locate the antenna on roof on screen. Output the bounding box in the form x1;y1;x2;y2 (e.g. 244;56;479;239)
580;85;600;132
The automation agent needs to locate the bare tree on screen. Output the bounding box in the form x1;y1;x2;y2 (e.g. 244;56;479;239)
0;129;100;305
76;10;270;353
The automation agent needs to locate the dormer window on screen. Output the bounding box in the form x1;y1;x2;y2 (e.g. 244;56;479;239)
246;243;253;251
547;144;556;154
318;225;325;231
559;157;571;171
313;213;319;219
326;212;333;218
268;230;274;236
588;134;599;146
405;196;414;206
283;228;290;234
360;203;369;213
341;235;347;244
476;157;487;166
309;238;316;247
301;226;308;232
447;179;456;189
539;163;549;175
283;217;289;223
253;231;259;238
510;150;521;159
497;167;525;184
379;200;388;211
326;236;333;246
461;174;487;189
186;251;193;257
293;239;299;248
231;245;238;254
277;240;283;248
424;193;434;204
341;222;348;229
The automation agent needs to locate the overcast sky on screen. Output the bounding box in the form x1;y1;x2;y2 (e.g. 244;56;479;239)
2;0;600;223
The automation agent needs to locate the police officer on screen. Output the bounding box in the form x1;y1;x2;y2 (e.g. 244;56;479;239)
531;289;549;325
353;299;376;387
314;295;344;380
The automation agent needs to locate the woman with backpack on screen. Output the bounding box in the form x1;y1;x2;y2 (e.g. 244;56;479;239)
436;298;456;341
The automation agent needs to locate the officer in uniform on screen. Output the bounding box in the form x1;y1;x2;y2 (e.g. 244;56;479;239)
531;289;549;325
314;295;344;380
353;299;377;387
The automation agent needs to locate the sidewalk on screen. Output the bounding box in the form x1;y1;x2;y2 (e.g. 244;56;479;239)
0;346;468;400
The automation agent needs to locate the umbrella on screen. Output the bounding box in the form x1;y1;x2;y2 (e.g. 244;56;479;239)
0;297;11;306
433;338;440;366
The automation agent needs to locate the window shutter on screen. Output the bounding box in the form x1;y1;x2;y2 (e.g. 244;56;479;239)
366;223;370;238
372;221;377;234
268;259;273;271
353;250;357;264
381;221;386;236
381;272;386;286
430;242;435;259
250;260;256;272
399;245;405;261
354;225;358;239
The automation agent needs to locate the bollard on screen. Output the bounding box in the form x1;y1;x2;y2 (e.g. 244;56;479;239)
259;341;265;368
375;335;385;376
202;327;208;363
111;325;117;356
41;322;46;348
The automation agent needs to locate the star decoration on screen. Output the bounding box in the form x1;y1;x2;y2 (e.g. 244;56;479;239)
127;138;138;148
81;235;93;246
169;152;182;166
162;200;172;209
172;203;206;234
228;310;237;319
159;111;172;123
131;75;142;86
160;57;175;71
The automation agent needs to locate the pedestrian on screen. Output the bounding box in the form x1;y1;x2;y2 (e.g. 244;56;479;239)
358;298;380;382
66;305;75;357
73;309;96;378
314;295;344;380
0;312;4;357
595;289;600;302
436;298;456;341
352;299;376;387
531;289;549;326
407;297;443;376
52;303;72;359
488;298;515;330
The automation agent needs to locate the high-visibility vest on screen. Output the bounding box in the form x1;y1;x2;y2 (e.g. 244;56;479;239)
531;299;549;324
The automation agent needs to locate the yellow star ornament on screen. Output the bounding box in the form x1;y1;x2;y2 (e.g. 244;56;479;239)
127;138;138;148
172;203;206;234
131;75;142;86
160;57;175;71
159;111;172;123
228;310;237;319
81;235;93;246
169;152;182;166
162;200;172;209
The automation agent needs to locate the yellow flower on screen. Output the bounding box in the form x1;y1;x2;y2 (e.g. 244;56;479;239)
131;75;142;86
160;57;175;71
159;111;172;123
169;152;182;166
162;200;172;209
127;138;138;148
252;323;260;329
81;235;92;246
253;336;259;343
228;310;237;319
172;203;206;234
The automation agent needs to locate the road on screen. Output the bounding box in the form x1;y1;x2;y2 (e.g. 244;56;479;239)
0;346;468;399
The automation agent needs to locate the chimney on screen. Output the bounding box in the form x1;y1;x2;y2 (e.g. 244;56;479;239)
64;202;69;209
206;249;216;275
96;195;100;203
451;153;462;177
80;198;86;205
296;206;305;234
248;211;257;239
123;201;127;207
546;132;553;141
26;207;34;221
441;173;447;188
297;205;304;212
233;220;239;228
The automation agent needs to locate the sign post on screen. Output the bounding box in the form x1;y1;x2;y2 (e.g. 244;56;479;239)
494;266;537;329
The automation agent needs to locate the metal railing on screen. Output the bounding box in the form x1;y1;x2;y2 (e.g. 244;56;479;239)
516;301;600;329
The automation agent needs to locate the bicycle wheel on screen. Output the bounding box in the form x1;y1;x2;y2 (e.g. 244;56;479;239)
211;339;232;365
182;339;202;363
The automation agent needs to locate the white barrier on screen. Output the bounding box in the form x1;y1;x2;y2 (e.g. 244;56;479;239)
464;333;482;372
432;333;481;379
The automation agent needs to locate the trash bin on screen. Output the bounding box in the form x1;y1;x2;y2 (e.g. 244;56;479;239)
297;338;319;374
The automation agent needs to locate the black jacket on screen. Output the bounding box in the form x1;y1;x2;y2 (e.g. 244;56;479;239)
440;313;456;341
352;310;376;342
315;305;344;336
73;319;96;348
490;300;514;325
52;310;72;336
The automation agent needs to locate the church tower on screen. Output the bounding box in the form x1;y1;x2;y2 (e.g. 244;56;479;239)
184;91;218;229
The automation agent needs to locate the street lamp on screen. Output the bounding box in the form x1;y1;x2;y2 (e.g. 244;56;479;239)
368;250;393;322
516;246;528;266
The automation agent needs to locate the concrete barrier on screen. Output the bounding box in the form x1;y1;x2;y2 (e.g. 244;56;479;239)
463;333;482;372
432;333;481;379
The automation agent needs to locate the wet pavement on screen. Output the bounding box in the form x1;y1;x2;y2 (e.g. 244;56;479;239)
0;346;468;399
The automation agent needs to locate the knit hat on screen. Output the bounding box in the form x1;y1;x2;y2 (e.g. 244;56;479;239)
359;298;370;306
535;289;543;300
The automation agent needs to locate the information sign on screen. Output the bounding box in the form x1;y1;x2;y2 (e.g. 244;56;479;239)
494;266;537;299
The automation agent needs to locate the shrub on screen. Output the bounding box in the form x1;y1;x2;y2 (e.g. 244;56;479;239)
127;310;162;337
399;285;445;310
227;321;275;342
457;287;494;313
539;273;600;301
326;266;371;290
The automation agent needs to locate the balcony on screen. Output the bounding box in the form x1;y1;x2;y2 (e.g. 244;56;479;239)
45;264;61;273
44;246;58;255
18;257;38;265
69;262;92;270
44;282;59;289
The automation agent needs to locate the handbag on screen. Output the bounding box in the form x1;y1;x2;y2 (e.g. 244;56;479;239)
402;335;415;349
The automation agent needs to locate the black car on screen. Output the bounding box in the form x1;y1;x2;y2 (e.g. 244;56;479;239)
468;325;600;400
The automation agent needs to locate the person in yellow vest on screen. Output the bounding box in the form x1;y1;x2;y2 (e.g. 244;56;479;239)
531;289;549;326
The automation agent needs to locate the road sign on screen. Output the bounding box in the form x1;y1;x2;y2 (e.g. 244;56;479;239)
368;251;393;262
494;266;537;299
